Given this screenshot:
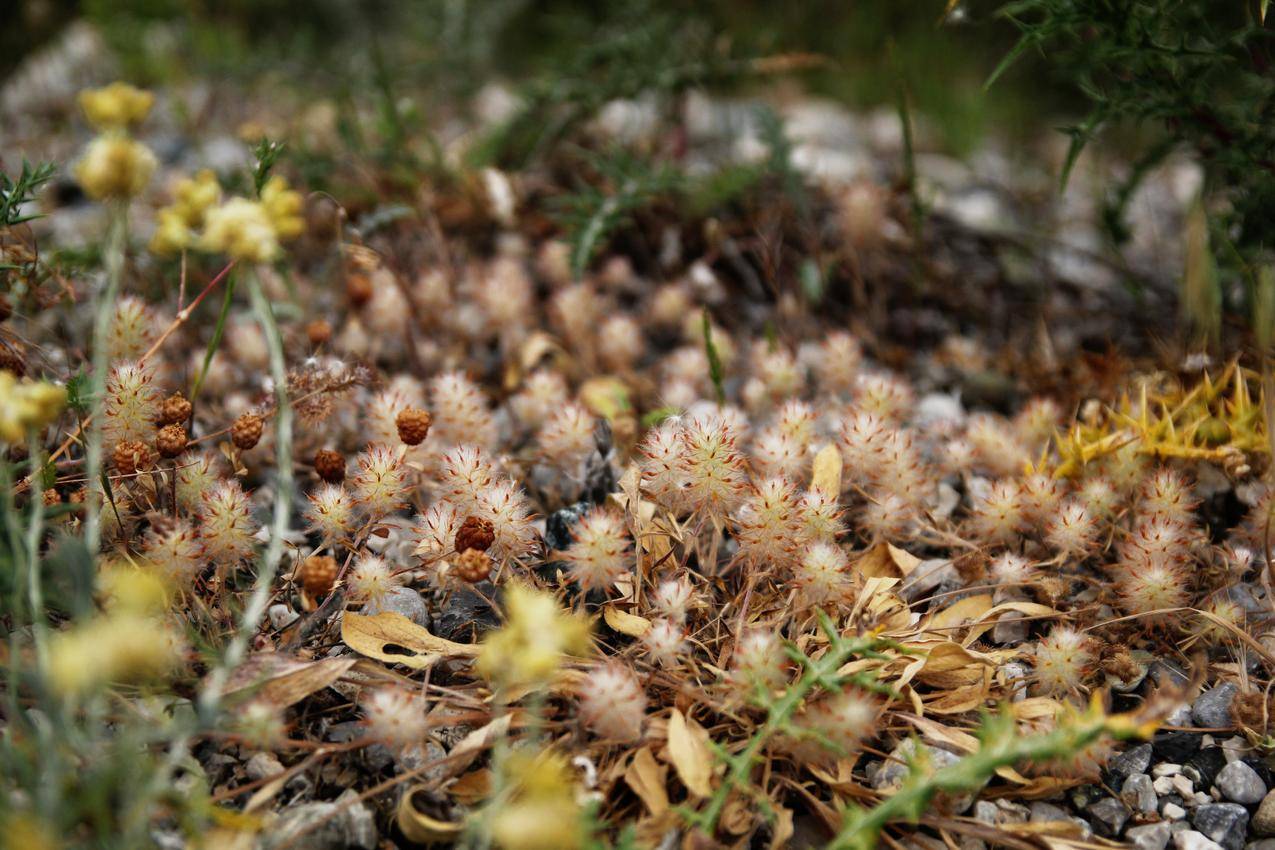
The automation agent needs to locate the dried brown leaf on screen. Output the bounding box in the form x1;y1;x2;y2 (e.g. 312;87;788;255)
666;708;714;798
341;611;480;670
624;747;669;815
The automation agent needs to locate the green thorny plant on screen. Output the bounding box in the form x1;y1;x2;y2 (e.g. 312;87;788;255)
677;612;1156;849
1;160;57;230
990;0;1275;320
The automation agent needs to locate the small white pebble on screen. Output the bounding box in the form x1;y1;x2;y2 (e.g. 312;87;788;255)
1171;775;1195;798
1162;802;1187;820
1154;776;1177;795
1192;791;1210;807
1153;763;1183;778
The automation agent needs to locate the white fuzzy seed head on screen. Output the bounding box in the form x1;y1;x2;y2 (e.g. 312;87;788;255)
726;630;787;698
361;687;427;750
476;479;537;563
175;451;219;512
1045;500;1099;560
103;361;160;444
538;402;597;469
563;508;630;592
348;555;401;605
351;444;408;520
509;370;569;429
642;619;686;667
967;480;1025;545
304;483;355;541
796;487;844;545
577;663;646;742
793;542;853;608
198;480;258;564
437;444;495;513
1034;627;1092;696
676;412;748;520
989;552;1035;587
733;477;801;567
650;578;695;624
413;500;462;562
429;371;497;451
142;520;203;587
793;688;879;764
106;296;159;361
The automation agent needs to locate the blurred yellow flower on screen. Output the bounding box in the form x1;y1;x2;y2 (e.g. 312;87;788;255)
200;197;280;263
78;82;154;131
490;748;583;850
0;372;66;443
260;175;305;240
150;171;223;255
75;134;157;201
98;563;171;617
149;207;194;256
478;583;590;688
48;613;183;697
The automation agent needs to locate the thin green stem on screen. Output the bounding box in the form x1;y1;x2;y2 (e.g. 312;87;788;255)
84;204;127;552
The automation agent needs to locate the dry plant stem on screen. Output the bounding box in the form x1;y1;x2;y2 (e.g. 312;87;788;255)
25;433;49;671
83;204;127;551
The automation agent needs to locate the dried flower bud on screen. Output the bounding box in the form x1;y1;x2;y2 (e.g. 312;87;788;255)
231;411;264;450
346;272;373;307
454;515;495;553
454;548;493;583
43;488;61;508
155;424;188;458
299;554;338;599
113;439;152;475
159;392;192;426
314;448;345;483
306;318;332;346
395;407;432;446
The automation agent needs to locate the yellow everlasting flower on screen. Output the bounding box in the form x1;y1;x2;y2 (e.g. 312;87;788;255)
149;207;194;256
199;197;280;263
478;583;590;688
48;613;182;696
490;748;583;850
75;134;157;201
150;171;223;256
78;82;154;131
260;175;305;240
0;372;66;443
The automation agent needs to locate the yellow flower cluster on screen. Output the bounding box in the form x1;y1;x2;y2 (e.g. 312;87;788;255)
149;170;222;256
478;583;591;689
47;564;182;697
0;372;66;444
74;82;158;202
260;175;305;240
199;197;282;264
78;82;154;131
490;749;584;850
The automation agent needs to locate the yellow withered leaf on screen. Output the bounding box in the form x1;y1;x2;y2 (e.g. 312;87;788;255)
666;708;714;798
810;443;842;494
604;605;652;638
341;611;480;670
624;747;669;816
854;541;922;579
397;787;465;844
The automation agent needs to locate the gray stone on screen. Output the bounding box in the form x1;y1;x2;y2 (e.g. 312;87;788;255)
1110;744;1154;782
1247;842;1275;850
1192;803;1249;850
1252;789;1275;835
900;559;959;601
245;752;284;782
872;740;974;813
1175;832;1224;850
1127;822;1172;850
358;586;430;629
1123;773;1159;815
1164;802;1189;820
1193;684;1239;729
260;789;376;850
973;799;1029;826
1217;760;1265;804
992;612;1028;644
1156;763;1185;777
1087;797;1130;838
1029;801;1091;838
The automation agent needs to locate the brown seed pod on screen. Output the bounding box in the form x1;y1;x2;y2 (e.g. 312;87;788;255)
43;488;61;507
346;272;373;308
0;340;26;376
395;407;432;446
314;449;345;483
306;318;332;347
299;554;339;599
231;412;264;450
160;392;193;426
454;515;495;554
156;424;188;458
113;440;152;475
453;548;492;584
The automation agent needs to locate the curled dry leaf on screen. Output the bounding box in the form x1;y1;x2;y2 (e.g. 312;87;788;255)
624;747;669;816
603;604;652;637
854;541;922;579
396;787;465;845
341;611;481;670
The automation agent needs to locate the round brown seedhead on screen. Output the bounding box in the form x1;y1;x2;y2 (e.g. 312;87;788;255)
0;341;26;376
156;424;188;458
453;548;492;583
113;439;152;475
160;392;193;426
42;488;60;508
231;411;265;451
346;272;373;308
454;515;495;554
299;554;339;599
314;449;345;483
395;407;432;446
305;318;332;347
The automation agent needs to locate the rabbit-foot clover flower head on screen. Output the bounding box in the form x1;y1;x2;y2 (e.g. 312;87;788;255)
102;360;160;444
78;82;154;131
642;618;687;667
1045;500;1099;561
1116;553;1190;620
562;508;631;592
76;134;157;201
475;479;537;564
347;555;401;606
651;577;696;624
174;451;219;511
793;541;854;609
351;443;409;521
791;688;880;765
726;629;787;698
1034;626;1093;696
259;175;305;241
198;480;258;564
361;686;427;751
142;519;204;587
478;583;590;690
537;402;597;470
676;412;748;521
0;373;66;443
733;477;801;567
200;197;280;263
413;500;463;566
106;296;159;360
577;662;646;742
304;483;356;541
